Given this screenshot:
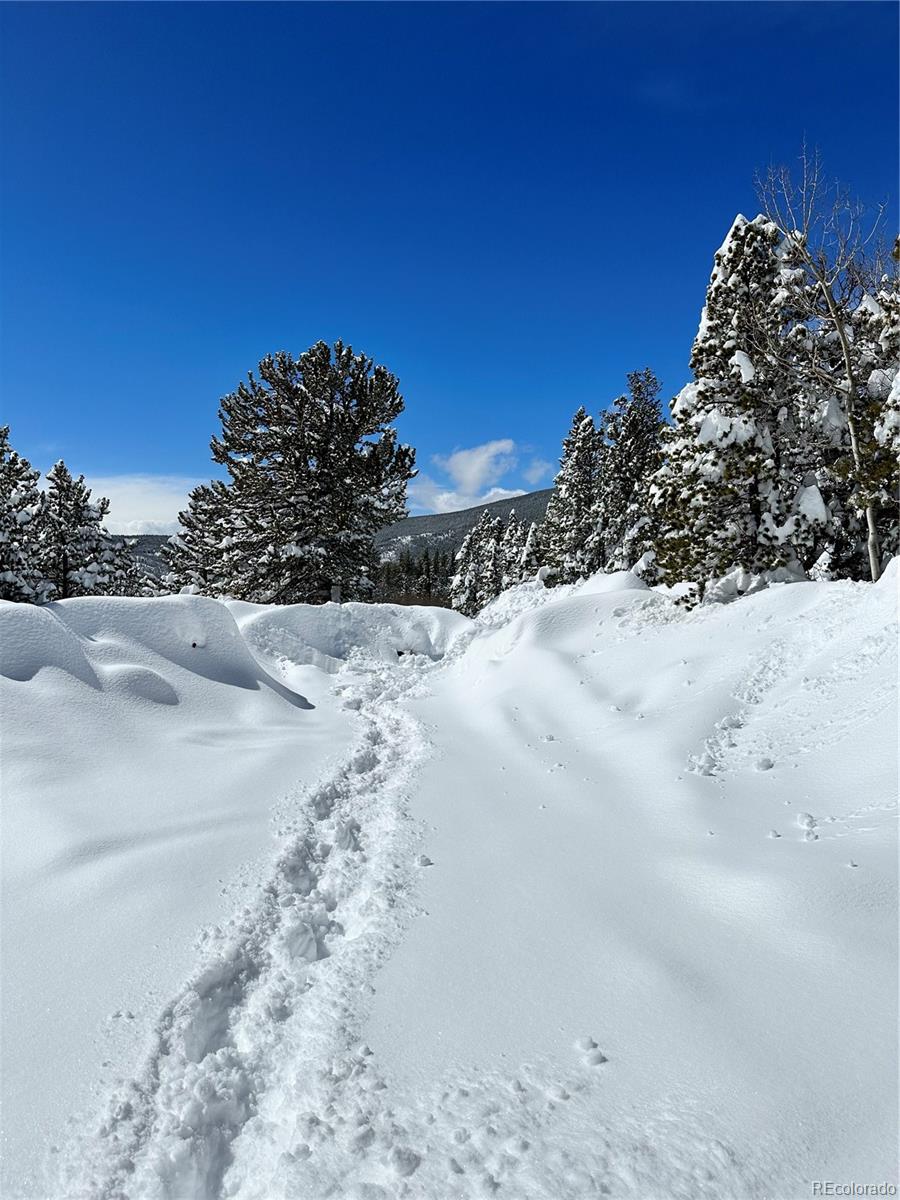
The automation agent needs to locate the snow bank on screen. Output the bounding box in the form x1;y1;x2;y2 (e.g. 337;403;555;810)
1;594;308;701
231;599;472;675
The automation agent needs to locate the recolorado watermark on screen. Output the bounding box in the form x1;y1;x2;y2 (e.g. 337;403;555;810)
812;1185;897;1197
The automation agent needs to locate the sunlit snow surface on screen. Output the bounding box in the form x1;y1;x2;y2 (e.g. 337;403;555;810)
0;570;896;1199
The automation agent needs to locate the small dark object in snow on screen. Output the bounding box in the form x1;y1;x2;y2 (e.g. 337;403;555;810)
191;642;197;649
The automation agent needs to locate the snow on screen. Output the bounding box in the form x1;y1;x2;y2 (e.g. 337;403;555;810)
1;571;897;1198
796;482;829;525
695;407;758;448
729;349;756;382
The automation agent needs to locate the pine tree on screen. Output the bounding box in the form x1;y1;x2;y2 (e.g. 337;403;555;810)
650;215;822;596
520;521;545;579
752;242;899;580
0;427;46;602
500;509;527;589
450;525;481;615
843;279;900;565
36;462;146;599
161;480;231;593
755;150;897;581
586;370;663;575
542;407;601;583
478;515;505;608
167;341;416;604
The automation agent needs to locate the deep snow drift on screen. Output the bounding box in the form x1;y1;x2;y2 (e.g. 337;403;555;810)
0;574;896;1199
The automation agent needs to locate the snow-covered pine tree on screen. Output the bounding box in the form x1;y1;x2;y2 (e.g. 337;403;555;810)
450;524;482;615
842;278;900;566
755;244;899;580
500;509;527;589
650;214;822;597
36;461;147;599
519;520;545;579
874;280;900;465
541;407;601;584
753;150;900;581
0;426;46;602
586;370;663;575
161;480;231;593
207;342;416;603
477;515;505;608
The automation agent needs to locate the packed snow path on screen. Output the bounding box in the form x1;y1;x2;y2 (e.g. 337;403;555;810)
65;654;435;1199
1;574;896;1199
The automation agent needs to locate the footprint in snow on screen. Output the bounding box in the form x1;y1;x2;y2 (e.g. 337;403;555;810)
797;812;818;841
575;1036;608;1066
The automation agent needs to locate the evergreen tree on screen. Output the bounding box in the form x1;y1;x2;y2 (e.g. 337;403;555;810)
450;525;482;615
586;370;664;574
414;547;433;599
167;341;416;604
478;515;505;608
36;461;146;599
541;407;601;583
755;150;897;581
0;426;46;602
650;215;823;596
520;521;545;579
161;480;231;593
500;510;527;589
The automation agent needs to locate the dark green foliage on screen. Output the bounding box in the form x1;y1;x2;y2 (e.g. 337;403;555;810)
36;461;148;600
166;341;416;603
0;426;45;602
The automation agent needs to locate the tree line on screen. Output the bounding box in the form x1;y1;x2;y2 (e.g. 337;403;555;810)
0;433;148;602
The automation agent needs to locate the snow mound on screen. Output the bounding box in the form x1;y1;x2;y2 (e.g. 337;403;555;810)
0;594;308;704
477;570;648;631
577;568;649;596
232;600;472;675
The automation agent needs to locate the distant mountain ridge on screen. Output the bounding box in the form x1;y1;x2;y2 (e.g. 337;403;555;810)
128;488;553;579
375;488;552;560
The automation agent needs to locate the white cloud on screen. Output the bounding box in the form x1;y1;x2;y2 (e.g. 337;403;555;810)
433;439;518;496
406;439;530;514
408;476;525;515
81;474;202;535
523;457;554;486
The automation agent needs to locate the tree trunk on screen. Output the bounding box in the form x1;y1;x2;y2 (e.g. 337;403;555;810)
864;504;882;584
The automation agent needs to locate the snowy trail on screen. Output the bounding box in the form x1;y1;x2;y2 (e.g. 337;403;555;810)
6;575;897;1199
62;652;435;1200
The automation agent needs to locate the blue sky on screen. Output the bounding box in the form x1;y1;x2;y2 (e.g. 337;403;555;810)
1;2;896;530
